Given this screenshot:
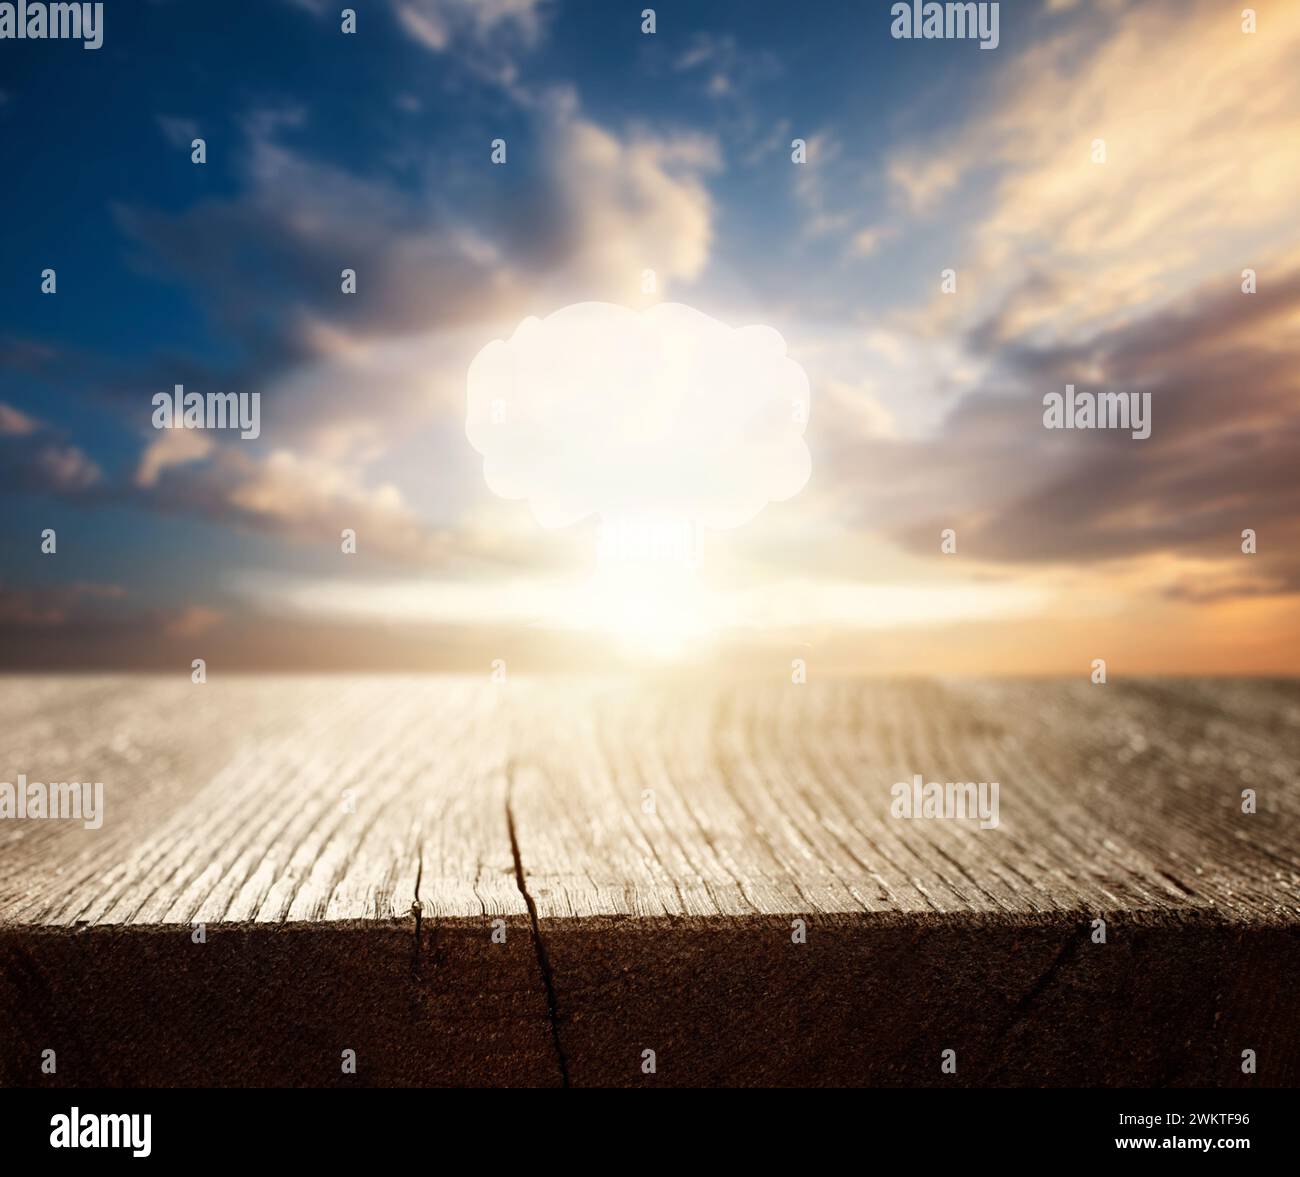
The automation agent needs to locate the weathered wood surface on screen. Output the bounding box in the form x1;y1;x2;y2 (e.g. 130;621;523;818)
1;675;1297;1086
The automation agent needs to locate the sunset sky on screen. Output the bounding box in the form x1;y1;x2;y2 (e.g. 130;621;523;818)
2;0;1298;673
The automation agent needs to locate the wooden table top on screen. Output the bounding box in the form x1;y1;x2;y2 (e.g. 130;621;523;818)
2;674;1297;1086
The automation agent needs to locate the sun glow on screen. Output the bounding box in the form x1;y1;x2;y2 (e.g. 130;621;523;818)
569;515;718;659
567;560;718;661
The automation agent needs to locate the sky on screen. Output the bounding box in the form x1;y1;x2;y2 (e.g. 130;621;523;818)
1;0;1298;674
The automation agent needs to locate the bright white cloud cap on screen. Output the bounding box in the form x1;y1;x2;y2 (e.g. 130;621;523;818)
466;302;811;529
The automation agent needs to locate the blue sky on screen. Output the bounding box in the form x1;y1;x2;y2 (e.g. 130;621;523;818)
0;1;1007;366
3;0;1299;671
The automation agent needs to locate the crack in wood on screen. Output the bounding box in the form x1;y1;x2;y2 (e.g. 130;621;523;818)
505;764;570;1088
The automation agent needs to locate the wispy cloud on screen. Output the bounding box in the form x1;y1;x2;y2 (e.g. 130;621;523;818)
0;402;102;493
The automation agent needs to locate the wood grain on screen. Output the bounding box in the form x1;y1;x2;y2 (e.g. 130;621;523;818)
1;674;1296;1086
506;676;1300;1085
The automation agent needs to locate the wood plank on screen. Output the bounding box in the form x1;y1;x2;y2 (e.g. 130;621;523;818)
0;675;558;1087
505;676;1300;1085
506;676;1300;919
1;675;1297;1086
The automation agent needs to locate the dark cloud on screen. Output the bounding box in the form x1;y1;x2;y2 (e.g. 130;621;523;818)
822;264;1300;596
112;140;519;392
